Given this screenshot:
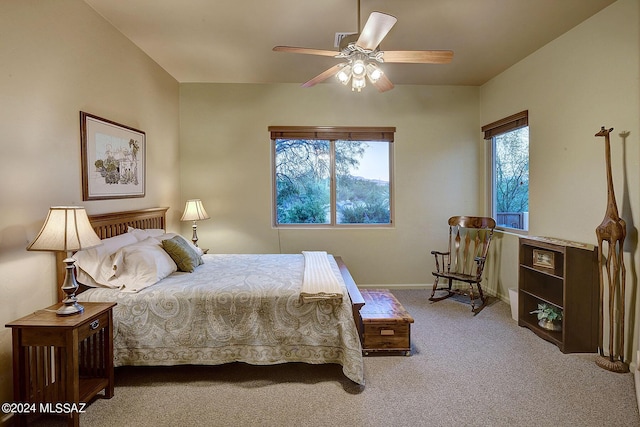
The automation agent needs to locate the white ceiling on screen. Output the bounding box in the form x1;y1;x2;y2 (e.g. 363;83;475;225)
83;0;616;87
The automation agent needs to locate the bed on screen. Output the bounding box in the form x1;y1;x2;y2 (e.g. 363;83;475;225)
58;208;366;385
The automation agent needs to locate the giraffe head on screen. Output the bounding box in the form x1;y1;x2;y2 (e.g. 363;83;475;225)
595;126;614;137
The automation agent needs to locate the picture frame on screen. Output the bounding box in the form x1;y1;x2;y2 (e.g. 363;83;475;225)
532;249;555;270
80;112;145;201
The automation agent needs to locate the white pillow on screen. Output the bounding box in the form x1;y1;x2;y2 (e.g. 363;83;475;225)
108;237;177;292
127;227;166;241
73;233;139;287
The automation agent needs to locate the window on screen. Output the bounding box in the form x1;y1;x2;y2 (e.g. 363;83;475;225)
482;111;529;231
269;126;395;226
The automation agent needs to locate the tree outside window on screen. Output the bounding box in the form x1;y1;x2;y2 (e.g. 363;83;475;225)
275;139;331;224
483;111;529;231
492;127;529;230
271;126;394;227
336;141;390;224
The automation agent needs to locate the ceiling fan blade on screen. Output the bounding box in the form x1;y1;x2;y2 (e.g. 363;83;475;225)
356;12;397;51
372;74;394;92
382;50;454;64
302;64;345;88
273;46;338;57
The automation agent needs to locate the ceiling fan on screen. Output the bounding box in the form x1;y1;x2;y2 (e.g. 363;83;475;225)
273;3;453;92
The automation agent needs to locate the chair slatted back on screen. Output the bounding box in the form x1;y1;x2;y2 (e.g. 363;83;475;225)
447;216;496;278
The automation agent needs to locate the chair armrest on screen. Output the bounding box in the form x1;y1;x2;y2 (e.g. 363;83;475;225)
431;250;449;256
431;251;450;273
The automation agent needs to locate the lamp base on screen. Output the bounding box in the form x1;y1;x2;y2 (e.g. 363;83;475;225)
57;301;84;316
57;257;84;316
191;221;199;247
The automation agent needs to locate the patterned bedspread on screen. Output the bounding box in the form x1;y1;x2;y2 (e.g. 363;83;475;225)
76;254;364;384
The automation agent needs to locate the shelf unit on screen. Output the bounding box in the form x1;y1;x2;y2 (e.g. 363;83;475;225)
518;237;599;353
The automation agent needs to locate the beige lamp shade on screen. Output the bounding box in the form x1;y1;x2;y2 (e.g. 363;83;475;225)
27;206;102;252
26;206;101;316
180;199;210;222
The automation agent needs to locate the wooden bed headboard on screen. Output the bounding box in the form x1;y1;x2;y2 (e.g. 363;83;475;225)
88;207;169;239
56;207;169;301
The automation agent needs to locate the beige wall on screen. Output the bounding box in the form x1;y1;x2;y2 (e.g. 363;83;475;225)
1;0;638;416
480;0;640;363
0;0;180;411
179;83;481;285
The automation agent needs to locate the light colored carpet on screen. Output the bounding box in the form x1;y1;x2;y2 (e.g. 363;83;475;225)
26;290;639;426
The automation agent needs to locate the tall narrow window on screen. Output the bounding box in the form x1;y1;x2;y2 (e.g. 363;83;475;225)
270;126;395;226
482;111;529;231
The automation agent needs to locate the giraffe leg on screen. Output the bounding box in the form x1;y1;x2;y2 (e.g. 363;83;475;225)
607;244;617;362
611;241;621;362
597;239;605;356
596;237;629;373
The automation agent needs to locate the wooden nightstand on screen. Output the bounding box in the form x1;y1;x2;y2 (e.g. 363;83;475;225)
6;302;116;427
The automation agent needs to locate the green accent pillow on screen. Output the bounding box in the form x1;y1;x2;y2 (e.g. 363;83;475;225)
161;236;203;272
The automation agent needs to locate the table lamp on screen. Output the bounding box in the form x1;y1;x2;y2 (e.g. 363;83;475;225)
180;199;210;247
27;206;102;316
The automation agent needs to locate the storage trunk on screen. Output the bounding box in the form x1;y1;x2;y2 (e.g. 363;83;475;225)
360;289;414;356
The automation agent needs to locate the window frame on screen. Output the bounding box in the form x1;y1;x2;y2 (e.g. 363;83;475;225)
482;111;529;232
269;126;395;228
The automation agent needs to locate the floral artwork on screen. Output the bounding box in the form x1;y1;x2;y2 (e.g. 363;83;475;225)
81;112;145;200
94;136;140;185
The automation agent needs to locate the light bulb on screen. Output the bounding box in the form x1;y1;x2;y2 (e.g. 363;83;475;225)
366;63;383;82
352;60;366;78
336;65;351;84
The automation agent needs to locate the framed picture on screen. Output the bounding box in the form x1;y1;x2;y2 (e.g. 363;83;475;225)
80;112;145;201
532;249;555;270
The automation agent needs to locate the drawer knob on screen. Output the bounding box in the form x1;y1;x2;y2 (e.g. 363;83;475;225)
380;329;395;336
90;320;100;330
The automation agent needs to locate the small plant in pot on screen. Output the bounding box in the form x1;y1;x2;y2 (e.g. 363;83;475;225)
530;303;563;331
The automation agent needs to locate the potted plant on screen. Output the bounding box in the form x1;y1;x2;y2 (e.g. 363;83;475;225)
530;303;563;331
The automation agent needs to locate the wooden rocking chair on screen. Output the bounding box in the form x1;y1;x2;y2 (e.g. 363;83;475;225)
429;216;496;314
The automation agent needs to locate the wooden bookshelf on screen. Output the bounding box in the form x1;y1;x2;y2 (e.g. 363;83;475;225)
518;237;599;353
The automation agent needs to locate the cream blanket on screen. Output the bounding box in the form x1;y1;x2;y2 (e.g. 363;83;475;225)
300;251;344;302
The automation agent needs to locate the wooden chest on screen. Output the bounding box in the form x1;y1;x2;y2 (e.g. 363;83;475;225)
360;289;414;356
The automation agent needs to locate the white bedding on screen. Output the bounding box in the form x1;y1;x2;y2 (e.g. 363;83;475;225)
300;251;344;302
76;253;364;384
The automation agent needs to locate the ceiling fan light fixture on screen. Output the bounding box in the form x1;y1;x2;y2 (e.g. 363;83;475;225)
366;63;383;82
274;9;450;93
352;76;366;92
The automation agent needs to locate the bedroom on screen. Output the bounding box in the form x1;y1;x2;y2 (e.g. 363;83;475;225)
0;0;638;424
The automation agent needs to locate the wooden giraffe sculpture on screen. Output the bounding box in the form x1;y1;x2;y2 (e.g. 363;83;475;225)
594;126;628;372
